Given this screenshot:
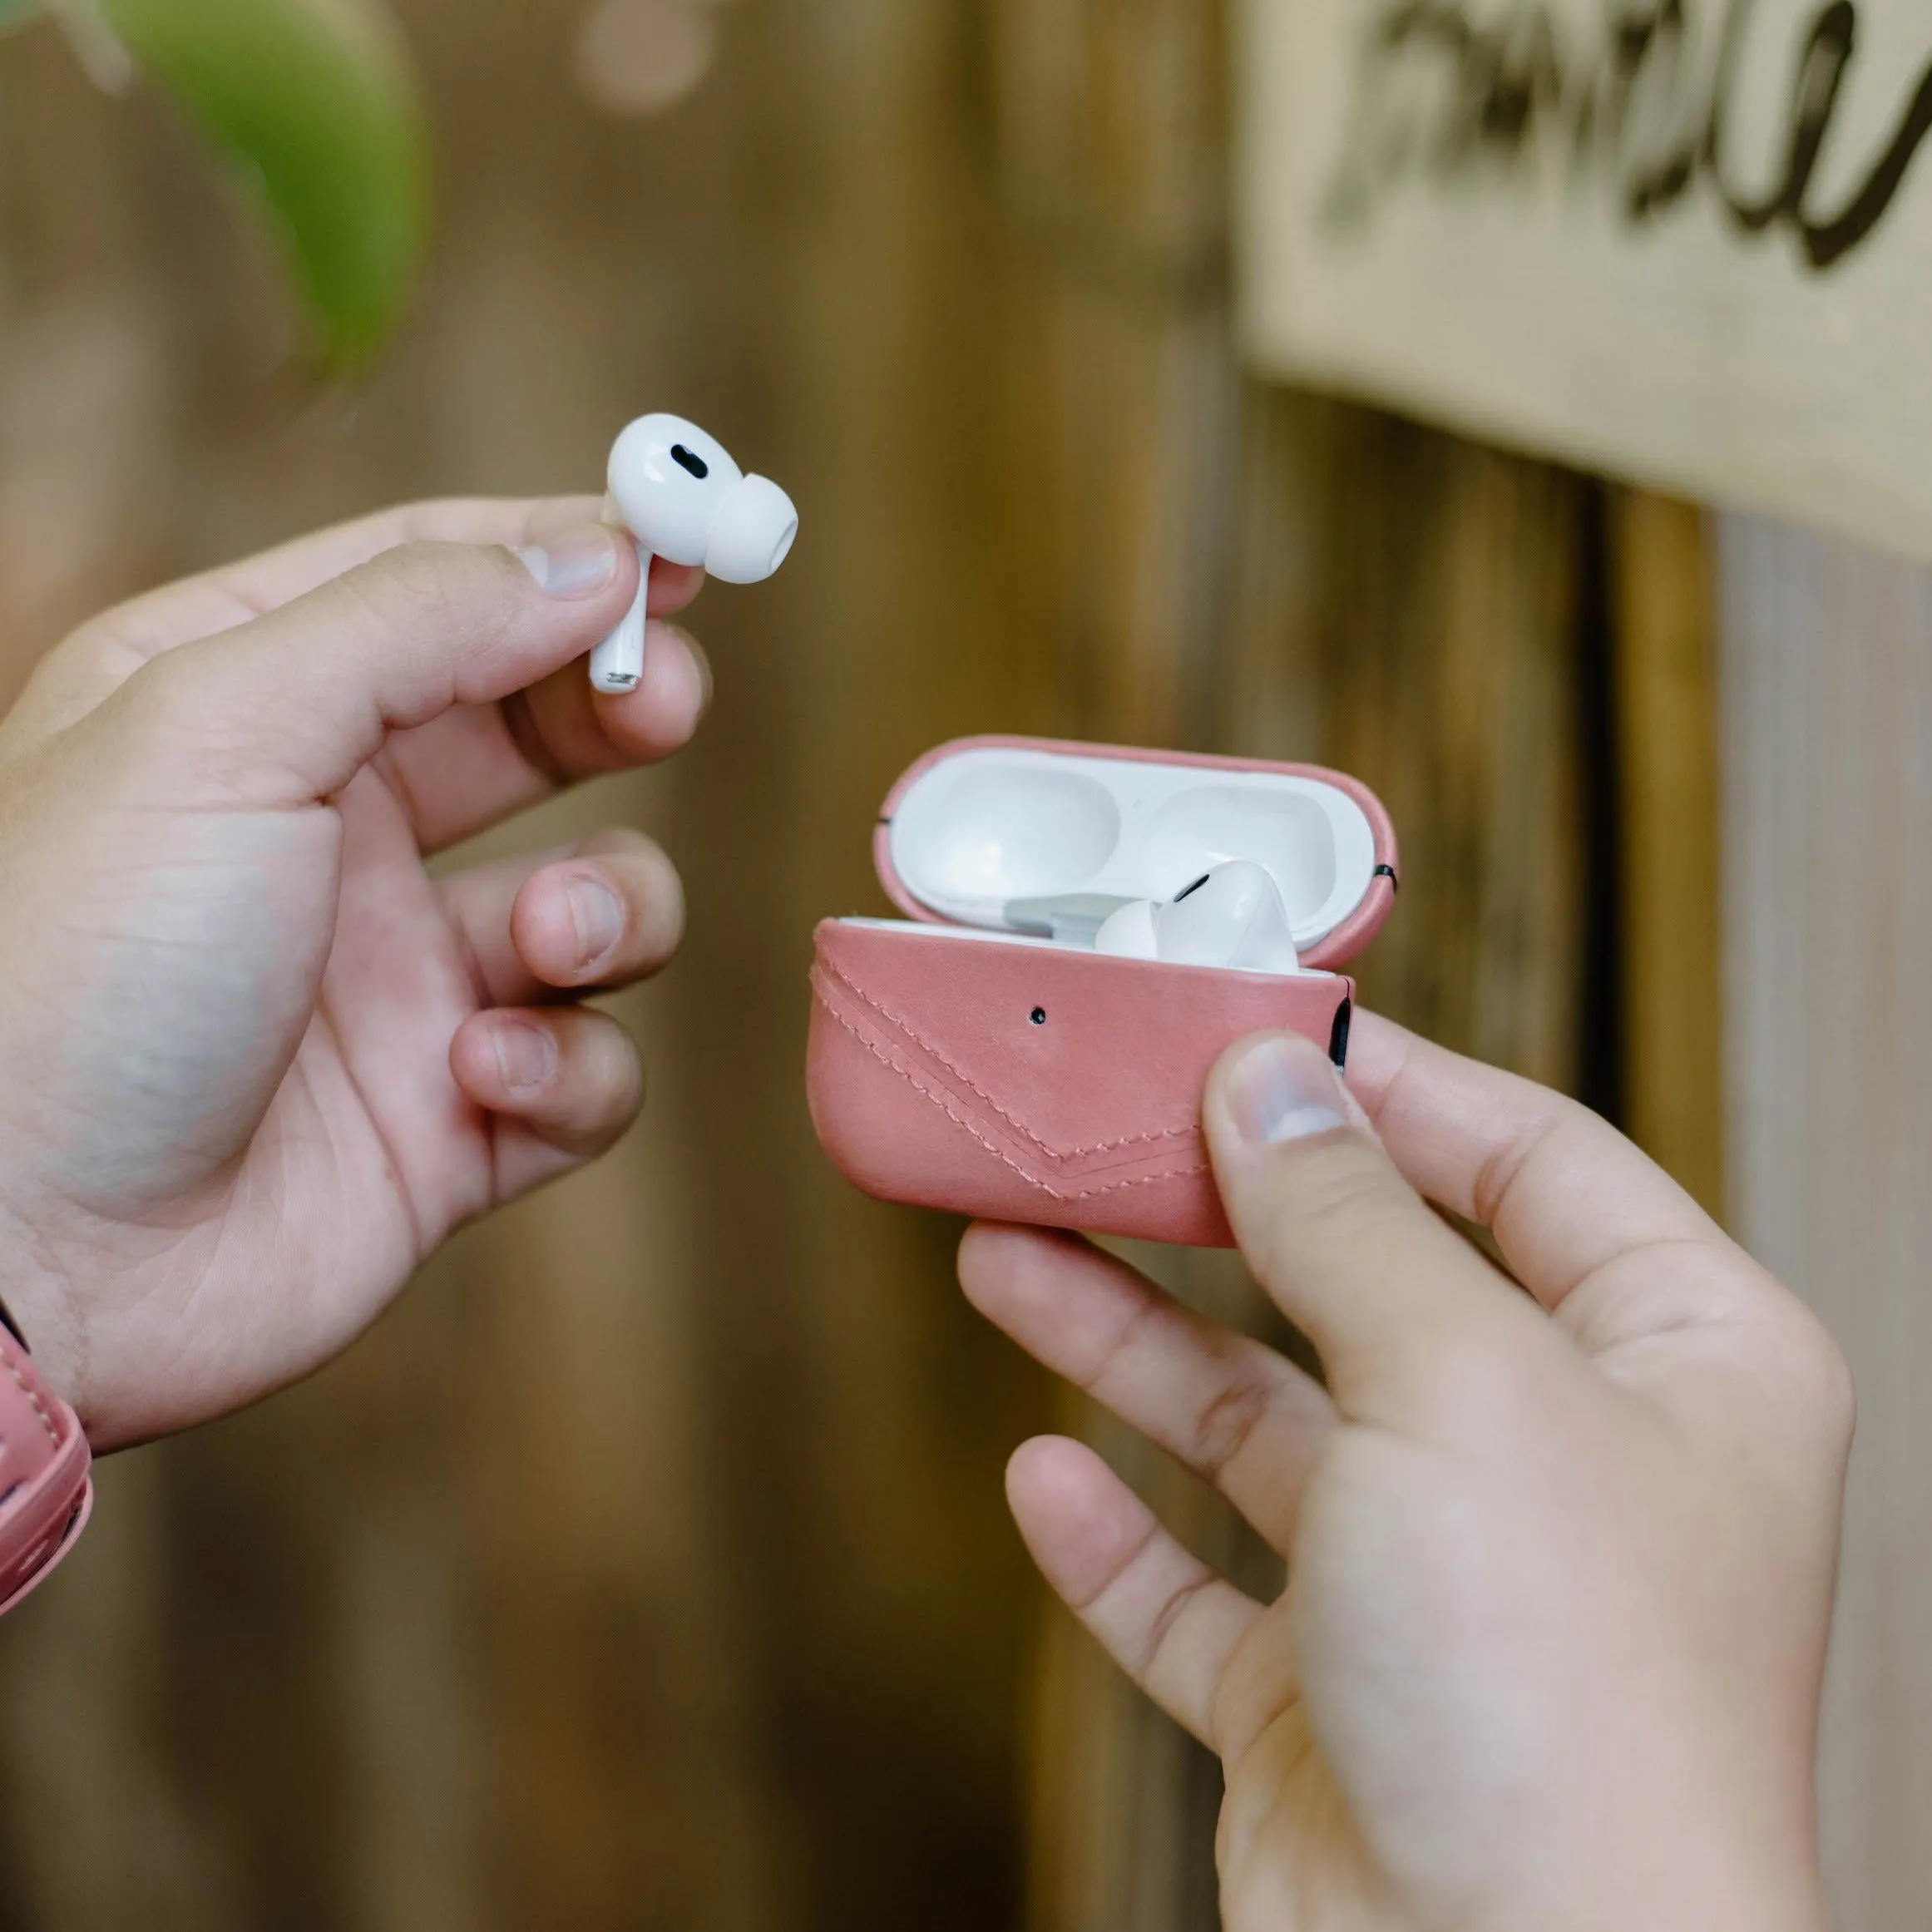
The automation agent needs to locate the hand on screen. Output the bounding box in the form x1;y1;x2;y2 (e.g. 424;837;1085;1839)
961;1016;1850;1932
0;497;709;1449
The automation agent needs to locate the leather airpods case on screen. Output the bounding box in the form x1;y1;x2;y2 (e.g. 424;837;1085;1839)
806;737;1398;1247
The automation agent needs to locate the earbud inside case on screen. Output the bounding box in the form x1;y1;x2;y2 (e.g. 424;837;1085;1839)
806;737;1398;1247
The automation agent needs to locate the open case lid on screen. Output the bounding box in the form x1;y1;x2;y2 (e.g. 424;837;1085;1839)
872;737;1399;973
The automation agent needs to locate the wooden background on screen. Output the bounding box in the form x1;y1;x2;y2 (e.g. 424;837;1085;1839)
1232;0;1932;566
1718;515;1932;1930
0;1;1831;1928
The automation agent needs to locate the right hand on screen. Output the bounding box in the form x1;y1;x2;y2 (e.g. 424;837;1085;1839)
0;497;707;1449
961;1016;1851;1931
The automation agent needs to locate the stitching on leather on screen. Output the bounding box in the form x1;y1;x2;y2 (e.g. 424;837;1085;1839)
816;991;1209;1200
815;958;1198;1160
0;1341;62;1449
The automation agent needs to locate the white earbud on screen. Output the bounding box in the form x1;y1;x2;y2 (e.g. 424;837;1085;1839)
1094;861;1301;975
590;413;799;694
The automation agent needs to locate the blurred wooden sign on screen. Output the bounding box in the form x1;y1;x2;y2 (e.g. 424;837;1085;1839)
1234;0;1932;556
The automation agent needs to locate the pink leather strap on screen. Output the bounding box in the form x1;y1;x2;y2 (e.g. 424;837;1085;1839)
0;1331;91;1614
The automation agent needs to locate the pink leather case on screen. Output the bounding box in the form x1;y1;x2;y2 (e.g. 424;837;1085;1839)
807;737;1397;1248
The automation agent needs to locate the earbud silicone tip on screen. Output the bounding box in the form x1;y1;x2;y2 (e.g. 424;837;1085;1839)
704;475;799;585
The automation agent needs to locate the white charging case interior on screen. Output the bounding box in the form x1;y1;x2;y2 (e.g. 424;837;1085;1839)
843;743;1389;976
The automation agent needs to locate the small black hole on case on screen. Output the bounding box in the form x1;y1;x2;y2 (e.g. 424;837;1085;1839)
1030;1007;1047;1025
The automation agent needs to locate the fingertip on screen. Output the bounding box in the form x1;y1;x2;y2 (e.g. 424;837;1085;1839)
590;621;709;759
449;1015;491;1099
450;1010;557;1109
1006;1434;1098;1512
958;1221;1070;1310
956;1223;998;1304
510;865;633;989
511;844;684;991
1333;1008;1416;1107
1205;1030;1359;1165
1006;1437;1102;1553
506;868;586;986
646;560;706;618
962;1228;1145;1384
452;1007;646;1155
510;523;635;605
1006;1436;1153;1600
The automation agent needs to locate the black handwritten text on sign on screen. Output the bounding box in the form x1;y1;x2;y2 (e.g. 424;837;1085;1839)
1236;0;1932;556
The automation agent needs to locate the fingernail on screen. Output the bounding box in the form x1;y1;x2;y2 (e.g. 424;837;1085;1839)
493;1019;558;1094
1223;1035;1346;1146
566;875;625;969
515;526;620;599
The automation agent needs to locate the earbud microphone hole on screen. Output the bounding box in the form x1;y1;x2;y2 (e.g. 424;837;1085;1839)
670;443;709;479
1030;1007;1047;1025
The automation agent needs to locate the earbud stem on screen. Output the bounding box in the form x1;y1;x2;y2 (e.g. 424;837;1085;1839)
1006;893;1136;946
590;538;653;694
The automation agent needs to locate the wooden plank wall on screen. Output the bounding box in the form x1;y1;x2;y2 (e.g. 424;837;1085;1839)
1718;516;1932;1932
1615;497;1727;1220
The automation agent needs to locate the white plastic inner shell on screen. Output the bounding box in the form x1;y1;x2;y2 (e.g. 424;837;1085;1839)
885;746;1377;949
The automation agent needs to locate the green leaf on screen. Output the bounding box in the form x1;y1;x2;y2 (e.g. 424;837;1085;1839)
95;0;430;368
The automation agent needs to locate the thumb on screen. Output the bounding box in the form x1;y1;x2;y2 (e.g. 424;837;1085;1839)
119;526;636;805
1203;1030;1549;1421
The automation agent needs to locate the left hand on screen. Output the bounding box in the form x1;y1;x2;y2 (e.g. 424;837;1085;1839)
0;497;707;1448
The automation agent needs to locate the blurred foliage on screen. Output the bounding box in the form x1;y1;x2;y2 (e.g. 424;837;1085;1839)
12;0;430;368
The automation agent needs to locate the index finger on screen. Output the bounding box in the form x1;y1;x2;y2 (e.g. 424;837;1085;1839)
1342;1012;1741;1331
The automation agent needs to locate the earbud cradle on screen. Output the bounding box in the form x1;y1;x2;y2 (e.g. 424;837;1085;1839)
872;742;1381;970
